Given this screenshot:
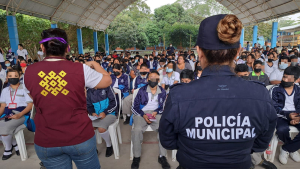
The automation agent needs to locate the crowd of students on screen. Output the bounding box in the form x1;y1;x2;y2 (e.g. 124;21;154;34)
0;32;300;169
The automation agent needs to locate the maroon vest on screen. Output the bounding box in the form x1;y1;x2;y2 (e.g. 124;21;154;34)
25;58;94;147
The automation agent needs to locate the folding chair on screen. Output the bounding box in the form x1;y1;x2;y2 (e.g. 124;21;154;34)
95;88;122;159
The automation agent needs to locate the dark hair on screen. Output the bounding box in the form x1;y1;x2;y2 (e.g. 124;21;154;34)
284;66;300;81
234;64;248;73
267;53;274;58
180;69;194;80
5;60;10;63
18;56;24;60
113;57;121;64
18;44;23;47
140;63;148;69
41;28;69;57
167;61;176;71
202;48;239;66
7;67;21;76
290;55;298;60
279;56;290;63
159;58;166;63
253;60;263;67
79;59;85;63
177;55;185;61
134;55;141;60
113;64;122;71
149;70;160;76
248;54;255;60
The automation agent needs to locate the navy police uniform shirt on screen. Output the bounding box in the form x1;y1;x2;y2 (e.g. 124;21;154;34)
159;65;277;169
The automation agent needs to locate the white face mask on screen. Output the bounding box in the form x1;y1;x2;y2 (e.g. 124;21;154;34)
170;45;172;47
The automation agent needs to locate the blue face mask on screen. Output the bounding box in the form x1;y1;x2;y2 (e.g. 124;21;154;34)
279;63;288;70
135;60;138;63
5;63;10;67
166;68;173;73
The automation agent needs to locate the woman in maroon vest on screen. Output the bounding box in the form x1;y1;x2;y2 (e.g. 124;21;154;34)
24;28;112;169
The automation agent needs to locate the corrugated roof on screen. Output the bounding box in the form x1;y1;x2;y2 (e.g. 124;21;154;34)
0;0;298;31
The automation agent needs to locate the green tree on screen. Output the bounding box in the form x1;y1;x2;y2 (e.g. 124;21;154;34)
144;21;161;46
167;23;198;48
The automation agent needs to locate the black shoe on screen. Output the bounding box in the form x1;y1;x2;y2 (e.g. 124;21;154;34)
96;149;98;154
260;160;277;169
12;144;19;156
131;157;140;169
123;117;130;125
158;156;170;169
40;162;46;169
2;147;13;160
105;146;113;157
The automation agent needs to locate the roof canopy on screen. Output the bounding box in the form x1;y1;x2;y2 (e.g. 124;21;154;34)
280;24;300;32
0;0;299;31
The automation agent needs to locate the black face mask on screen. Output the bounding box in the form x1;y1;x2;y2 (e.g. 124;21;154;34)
8;78;19;85
148;80;158;88
107;58;111;61
150;58;153;61
140;72;148;75
268;59;273;62
254;68;261;73
281;80;294;88
96;60;101;64
167;58;171;61
113;71;121;76
196;66;202;71
154;57;158;60
241;76;249;80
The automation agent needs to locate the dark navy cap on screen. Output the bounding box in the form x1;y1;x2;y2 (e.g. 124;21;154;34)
196;14;240;50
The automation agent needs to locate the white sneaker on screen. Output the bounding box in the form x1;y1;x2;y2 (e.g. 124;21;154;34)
290;151;300;162
279;147;289;165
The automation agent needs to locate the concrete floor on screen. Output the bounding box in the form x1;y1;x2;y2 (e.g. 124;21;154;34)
0;121;299;169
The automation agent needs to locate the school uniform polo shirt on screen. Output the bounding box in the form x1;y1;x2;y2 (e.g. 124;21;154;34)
248;71;270;86
17;49;28;60
269;68;284;82
142;86;161;112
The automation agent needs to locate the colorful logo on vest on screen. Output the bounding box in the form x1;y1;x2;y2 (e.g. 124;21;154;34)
38;71;69;96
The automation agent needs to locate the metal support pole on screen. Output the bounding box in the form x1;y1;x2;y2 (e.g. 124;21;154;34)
105;33;109;55
252;25;258;47
77;28;84;54
6;15;19;56
240;28;244;48
93;31;98;53
271;22;278;48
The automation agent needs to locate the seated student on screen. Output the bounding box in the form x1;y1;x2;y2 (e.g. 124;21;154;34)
86;86;117;157
0;68;33;160
269;56;290;85
194;61;202;80
265;53;276;77
148;55;158;71
102;57;109;71
188;54;197;71
248;60;270;86
4;60;11;70
234;64;249;79
180;69;194;83
272;51;279;67
161;61;180;93
234;65;277;169
157;58;167;72
246;54;255;72
123;63;149;125
270;66;300;165
290;55;299;66
111;64;129;99
131;70;169;169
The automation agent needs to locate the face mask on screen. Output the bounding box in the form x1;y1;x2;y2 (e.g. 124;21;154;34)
140;72;148;75
166;68;173;73
5;63;10;67
279;63;288;70
291;62;298;66
148;80;158;88
175;52;178;54
8;49;12;52
167;58;171;61
135;60;138;63
196;66;202;71
170;45;172;47
8;78;19;85
268;59;273;62
20;63;27;67
113;71;121;76
254;68;261;73
281;80;294;88
241;76;249;80
150;58;153;61
154;57;158;60
96;60;101;64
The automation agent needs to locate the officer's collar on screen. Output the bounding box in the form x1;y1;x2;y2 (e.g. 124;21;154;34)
201;65;235;77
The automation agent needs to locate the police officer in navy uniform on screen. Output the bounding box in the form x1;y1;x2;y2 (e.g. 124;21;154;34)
159;14;277;169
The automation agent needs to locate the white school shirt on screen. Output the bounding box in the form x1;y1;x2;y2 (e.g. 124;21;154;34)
37;51;44;61
113;78;119;88
0;69;6;83
282;90;296;111
17;49;28;60
162;71;180;86
269;68;284;82
142;86;161;112
150;61;154;69
264;62;275;77
0;85;33;107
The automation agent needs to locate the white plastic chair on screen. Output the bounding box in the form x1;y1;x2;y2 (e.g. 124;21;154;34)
1;105;35;161
95;88;122;159
123;77;137;121
129;89;175;160
264;126;299;162
158;69;164;86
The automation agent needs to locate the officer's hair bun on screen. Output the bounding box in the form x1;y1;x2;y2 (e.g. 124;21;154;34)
217;14;242;44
